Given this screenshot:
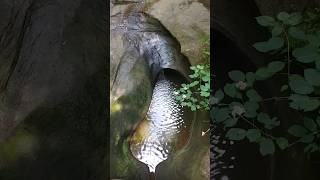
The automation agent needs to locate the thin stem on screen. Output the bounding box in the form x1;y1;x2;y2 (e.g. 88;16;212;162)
216;103;229;106
284;29;291;79
288;130;320;148
260;96;320;105
261;96;290;102
240;115;275;139
287;139;300;148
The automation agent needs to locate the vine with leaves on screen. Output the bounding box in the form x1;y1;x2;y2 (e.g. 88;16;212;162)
211;9;320;155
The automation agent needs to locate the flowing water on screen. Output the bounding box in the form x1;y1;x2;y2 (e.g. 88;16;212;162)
130;75;188;174
111;1;195;178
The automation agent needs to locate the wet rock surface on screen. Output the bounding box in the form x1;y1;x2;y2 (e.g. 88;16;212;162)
0;0;107;179
110;1;209;179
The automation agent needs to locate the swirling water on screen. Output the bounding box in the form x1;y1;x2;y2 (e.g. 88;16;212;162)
130;78;186;173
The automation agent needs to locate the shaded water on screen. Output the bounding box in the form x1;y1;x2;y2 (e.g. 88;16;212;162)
130;75;188;173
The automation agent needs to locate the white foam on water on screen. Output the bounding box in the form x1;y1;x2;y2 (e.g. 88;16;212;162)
130;79;185;173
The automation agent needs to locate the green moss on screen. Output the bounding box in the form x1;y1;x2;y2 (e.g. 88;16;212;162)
199;34;210;64
109;69;151;178
112;137;140;178
110;101;122;115
0;129;37;167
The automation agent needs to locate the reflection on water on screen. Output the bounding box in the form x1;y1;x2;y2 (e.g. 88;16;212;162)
211;124;235;180
130;78;186;173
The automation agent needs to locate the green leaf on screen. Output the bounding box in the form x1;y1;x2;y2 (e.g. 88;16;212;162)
257;113;280;129
245;72;256;86
253;37;284;52
255;16;276;26
196;65;204;69
200;91;210;97
224;118;238;128
281;85;288;92
228;70;245;82
235;81;247;90
230;103;245;117
306;34;320;48
226;128;247;141
211;108;230;122
255;67;273;80
289;74;314;94
202;75;210;82
272;25;284;36
246;129;261;142
190;66;196;71
261;115;279;129
182;83;188;87
200;85;210;91
288;125;308;137
277;12;290;21
224;83;237;98
304;68;320;86
189;81;199;87
285;12;302;25
257;113;270;123
246;89;262;102
214;89;224;102
304;143;319;153
292;46;320;63
259;138;275;156
289;94;320;112
288;27;306;40
244;101;259;118
300;134;315;143
267;61;285;73
276;137;289;150
303;117;318;131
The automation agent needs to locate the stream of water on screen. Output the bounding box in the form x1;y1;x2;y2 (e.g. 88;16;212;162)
130;77;187;173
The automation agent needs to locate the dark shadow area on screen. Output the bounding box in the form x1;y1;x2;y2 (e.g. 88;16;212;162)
212;28;270;180
0;0;108;180
211;0;320;180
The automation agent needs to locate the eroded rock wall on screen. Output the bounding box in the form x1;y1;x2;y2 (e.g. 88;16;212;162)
0;0;107;179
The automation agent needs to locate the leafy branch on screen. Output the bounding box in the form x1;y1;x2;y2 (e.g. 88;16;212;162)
211;10;320;155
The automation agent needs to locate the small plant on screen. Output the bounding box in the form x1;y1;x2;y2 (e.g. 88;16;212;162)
175;64;210;111
211;10;320;155
200;35;210;64
174;36;210;111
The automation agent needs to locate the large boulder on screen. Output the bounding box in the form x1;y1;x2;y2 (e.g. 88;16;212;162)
147;0;210;65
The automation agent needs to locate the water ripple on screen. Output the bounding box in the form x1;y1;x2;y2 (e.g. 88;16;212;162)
130;79;185;173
